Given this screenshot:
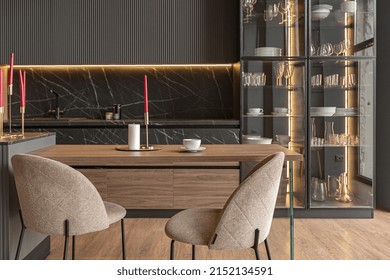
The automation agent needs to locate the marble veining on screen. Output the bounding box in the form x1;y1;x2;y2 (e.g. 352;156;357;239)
12;66;235;120
26;128;240;145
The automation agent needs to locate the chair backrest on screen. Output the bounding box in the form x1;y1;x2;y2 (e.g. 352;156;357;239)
208;152;285;250
11;154;109;236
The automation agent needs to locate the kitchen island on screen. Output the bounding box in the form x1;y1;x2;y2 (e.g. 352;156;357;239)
32;144;302;210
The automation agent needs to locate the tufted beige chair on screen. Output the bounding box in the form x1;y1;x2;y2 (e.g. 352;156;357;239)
11;154;127;260
165;152;285;260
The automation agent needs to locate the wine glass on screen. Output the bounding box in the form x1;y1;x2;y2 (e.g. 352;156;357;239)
273;62;285;86
243;0;258;23
283;62;295;87
333;42;345;56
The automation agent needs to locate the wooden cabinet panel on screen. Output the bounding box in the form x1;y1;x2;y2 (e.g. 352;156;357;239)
173;169;240;209
77;169;108;200
106;169;173;209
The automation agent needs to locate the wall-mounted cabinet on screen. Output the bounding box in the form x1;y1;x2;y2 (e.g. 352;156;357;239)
240;0;375;217
0;0;239;65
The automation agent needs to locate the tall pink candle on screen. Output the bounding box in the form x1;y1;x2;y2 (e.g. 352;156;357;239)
0;69;3;107
22;71;26;107
144;75;148;113
8;52;14;86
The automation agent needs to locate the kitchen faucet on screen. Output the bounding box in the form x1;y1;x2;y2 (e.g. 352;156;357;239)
48;89;64;119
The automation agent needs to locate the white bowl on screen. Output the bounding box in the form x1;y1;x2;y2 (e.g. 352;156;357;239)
312;4;333;11
242;135;272;144
276;134;291;144
183;139;201;150
257;138;273;144
311;10;330;20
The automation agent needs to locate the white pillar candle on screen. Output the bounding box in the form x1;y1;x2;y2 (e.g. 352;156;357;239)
128;124;140;150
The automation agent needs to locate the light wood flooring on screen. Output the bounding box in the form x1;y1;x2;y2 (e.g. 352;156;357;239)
46;210;390;260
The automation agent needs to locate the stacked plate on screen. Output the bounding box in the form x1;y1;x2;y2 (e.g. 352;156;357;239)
254;47;282;57
311;107;336;116
242;135;273;144
334;107;357;116
311;4;333;21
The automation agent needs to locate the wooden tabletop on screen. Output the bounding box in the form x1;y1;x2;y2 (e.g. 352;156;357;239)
32;144;303;167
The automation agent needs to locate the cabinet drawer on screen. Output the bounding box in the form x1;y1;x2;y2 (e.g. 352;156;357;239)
107;169;173;209
78;169;108;200
173;169;239;209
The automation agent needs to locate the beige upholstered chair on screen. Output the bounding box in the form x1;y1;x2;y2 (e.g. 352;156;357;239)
11;154;127;260
165;152;285;260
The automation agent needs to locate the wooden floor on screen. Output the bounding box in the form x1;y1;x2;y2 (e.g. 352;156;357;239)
46;210;390;260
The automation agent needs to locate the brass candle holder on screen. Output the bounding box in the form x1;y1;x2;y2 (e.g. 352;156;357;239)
8;84;13;134
141;112;157;150
20;107;25;137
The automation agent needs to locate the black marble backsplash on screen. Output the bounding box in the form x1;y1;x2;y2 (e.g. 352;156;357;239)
12;66;235;120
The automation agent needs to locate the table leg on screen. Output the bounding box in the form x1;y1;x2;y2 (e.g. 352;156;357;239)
289;160;294;260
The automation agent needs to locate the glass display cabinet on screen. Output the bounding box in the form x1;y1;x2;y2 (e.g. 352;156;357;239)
308;0;374;214
240;0;375;217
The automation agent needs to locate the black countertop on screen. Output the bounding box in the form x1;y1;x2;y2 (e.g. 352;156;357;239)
0;132;55;145
11;118;240;128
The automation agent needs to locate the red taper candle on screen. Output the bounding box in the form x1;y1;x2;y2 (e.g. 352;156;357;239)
23;71;26;107
144;75;148;113
9;52;14;86
0;69;3;107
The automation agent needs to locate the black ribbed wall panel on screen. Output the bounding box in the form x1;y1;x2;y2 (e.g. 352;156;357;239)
1;0;239;64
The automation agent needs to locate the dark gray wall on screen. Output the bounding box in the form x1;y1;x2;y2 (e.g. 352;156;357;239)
0;0;239;64
376;1;388;210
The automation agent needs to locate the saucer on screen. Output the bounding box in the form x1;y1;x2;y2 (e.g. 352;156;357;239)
180;146;206;153
247;112;264;116
271;112;288;116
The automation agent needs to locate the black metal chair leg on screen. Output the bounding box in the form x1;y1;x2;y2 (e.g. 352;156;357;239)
170;240;175;260
15;210;26;260
121;218;126;260
63;220;69;260
192;245;195;260
252;228;260;260
264;238;272;260
72;235;76;260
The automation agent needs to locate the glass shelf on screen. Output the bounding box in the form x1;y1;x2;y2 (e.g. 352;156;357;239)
244;114;304;118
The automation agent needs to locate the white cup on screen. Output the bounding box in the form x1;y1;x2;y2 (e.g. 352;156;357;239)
274;107;291;114
340;1;356;13
248;108;263;114
183;139;201;150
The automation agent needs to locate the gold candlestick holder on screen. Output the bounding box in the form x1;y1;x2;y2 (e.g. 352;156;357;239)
20;107;25;137
8;84;13;134
141;112;156;150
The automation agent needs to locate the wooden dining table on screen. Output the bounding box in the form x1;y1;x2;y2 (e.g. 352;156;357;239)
33;144;303;259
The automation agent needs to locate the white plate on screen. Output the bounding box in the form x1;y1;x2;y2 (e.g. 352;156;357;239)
180;146;206;153
311;112;335;116
247;112;264;116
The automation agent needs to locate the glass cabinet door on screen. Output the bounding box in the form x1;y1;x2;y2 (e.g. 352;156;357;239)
241;59;307;209
309;0;375;58
242;0;306;57
309;58;374;208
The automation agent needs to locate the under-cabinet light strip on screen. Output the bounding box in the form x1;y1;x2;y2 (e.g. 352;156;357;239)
9;64;233;68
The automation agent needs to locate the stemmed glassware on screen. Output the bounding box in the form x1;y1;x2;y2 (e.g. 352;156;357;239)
273;62;285;86
243;0;258;23
283;62;295;87
333;42;345;56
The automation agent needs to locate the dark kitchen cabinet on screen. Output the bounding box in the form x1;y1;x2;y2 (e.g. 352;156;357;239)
0;0;239;65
